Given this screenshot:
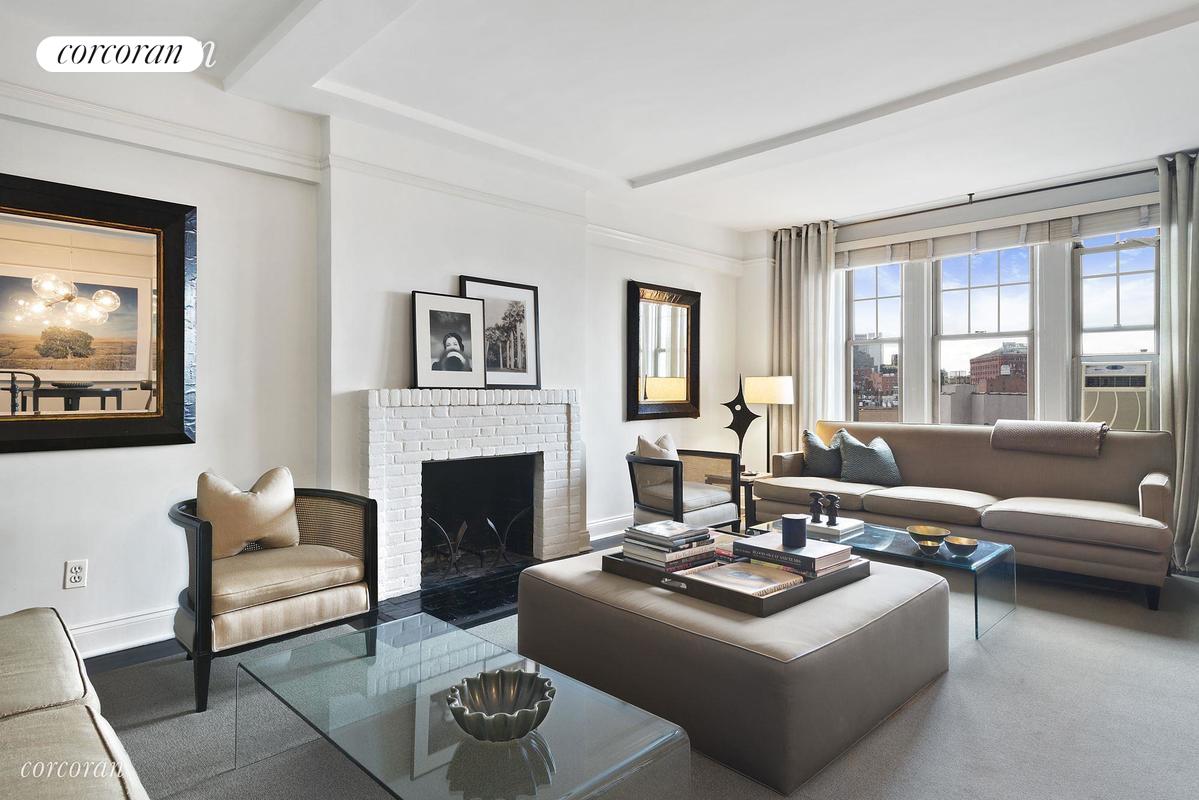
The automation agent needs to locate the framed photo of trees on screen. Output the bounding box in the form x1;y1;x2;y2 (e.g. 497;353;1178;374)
459;276;541;389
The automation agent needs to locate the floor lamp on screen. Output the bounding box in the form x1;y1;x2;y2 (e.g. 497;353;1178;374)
744;376;795;473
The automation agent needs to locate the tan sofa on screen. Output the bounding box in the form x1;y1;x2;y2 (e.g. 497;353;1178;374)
753;420;1175;608
0;608;149;799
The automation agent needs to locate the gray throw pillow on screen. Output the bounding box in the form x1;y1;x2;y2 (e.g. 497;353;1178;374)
801;429;843;478
839;431;902;486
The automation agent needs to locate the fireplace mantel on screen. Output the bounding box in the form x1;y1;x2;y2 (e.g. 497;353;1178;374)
364;388;588;598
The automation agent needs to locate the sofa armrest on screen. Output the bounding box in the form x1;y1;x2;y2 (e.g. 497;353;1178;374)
771;450;805;477
1139;472;1173;527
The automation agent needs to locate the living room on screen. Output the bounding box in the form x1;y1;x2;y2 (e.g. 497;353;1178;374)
0;2;1196;799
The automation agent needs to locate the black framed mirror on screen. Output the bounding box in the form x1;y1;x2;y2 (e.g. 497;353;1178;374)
0;172;196;453
626;280;700;420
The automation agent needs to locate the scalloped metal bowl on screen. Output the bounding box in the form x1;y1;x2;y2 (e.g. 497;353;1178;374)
447;668;555;742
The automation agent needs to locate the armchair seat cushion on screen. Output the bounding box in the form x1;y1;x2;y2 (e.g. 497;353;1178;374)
0;608;98;719
981;497;1171;554
198;582;370;652
863;486;1000;526
753;476;883;511
210;544;365;615
639;480;730;513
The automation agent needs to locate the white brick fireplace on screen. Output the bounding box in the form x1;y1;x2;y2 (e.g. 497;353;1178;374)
365;388;589;599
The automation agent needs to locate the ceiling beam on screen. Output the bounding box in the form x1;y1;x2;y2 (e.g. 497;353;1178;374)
629;4;1199;188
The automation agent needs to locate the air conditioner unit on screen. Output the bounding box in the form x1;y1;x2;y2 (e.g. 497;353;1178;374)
1081;362;1152;431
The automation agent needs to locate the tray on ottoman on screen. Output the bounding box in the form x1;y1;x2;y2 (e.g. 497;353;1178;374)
601;553;869;616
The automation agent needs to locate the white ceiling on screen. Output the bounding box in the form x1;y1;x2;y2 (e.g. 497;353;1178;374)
12;0;1199;231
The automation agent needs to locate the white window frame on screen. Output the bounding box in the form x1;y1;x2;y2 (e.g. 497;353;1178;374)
932;247;1037;423
845;263;904;421
1072;232;1159;354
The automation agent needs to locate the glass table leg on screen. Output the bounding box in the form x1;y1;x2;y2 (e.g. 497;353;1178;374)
973;551;1017;638
234;662;317;770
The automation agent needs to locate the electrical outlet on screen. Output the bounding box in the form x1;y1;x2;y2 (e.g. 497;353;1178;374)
64;559;87;589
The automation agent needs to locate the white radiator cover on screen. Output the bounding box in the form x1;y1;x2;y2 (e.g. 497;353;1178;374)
364;388;589;599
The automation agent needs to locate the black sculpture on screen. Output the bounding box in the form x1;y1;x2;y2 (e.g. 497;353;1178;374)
808;491;824;523
824;493;841;526
722;376;762;469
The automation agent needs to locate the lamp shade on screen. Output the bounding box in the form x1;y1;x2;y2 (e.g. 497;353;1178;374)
744;376;794;406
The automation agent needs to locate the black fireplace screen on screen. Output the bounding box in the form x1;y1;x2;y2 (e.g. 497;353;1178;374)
421;454;537;589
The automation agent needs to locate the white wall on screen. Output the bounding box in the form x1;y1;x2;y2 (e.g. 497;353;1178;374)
322;119;752;537
0;117;320;655
0;73;753;656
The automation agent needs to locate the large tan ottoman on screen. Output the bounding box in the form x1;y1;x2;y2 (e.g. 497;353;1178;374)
518;551;948;794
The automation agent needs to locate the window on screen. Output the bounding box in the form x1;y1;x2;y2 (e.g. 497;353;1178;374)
935;247;1032;424
848;263;902;421
1075;228;1158;355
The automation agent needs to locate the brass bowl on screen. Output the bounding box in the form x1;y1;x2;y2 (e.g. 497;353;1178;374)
907;525;951;545
447;668;555;742
944;536;979;557
915;539;943;556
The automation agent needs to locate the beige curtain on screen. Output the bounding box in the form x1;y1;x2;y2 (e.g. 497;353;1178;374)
770;223;837;454
1159;154;1199;572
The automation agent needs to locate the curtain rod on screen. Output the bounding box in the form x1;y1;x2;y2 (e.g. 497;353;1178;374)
835;167;1159;228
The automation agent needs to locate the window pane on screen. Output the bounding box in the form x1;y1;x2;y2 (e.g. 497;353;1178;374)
998;248;1029;283
941;256;969;289
853;267;876;299
1080;330;1156;355
876;263;902;297
999;284;1030;331
1119;246;1155;272
970;251;998;286
1082;276;1118;328
1081;251;1117;276
1119;273;1155;326
970;287;998;333
853;299;876;338
1082;233;1117;248
877;297;902;338
852;342;900;422
941;290;968;334
938;337;1028;424
1120;228;1157;242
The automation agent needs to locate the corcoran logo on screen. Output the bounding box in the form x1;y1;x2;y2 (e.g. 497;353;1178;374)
37;36;215;72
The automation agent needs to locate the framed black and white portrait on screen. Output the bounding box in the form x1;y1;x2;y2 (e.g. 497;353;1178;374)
411;291;485;389
459;276;541;389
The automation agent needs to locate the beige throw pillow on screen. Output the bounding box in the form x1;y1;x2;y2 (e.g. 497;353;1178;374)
635;434;680;489
197;467;301;559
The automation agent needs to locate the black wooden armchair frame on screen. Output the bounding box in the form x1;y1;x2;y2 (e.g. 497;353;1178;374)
168;488;379;712
626;449;741;530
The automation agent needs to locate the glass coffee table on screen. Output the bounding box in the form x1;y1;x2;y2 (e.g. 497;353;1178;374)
742;520;1016;639
235;613;689;799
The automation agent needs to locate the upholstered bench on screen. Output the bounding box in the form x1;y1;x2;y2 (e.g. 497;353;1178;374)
0;608;149;799
518;551;948;793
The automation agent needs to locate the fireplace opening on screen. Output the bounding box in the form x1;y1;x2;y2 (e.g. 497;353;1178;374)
420;454;540;600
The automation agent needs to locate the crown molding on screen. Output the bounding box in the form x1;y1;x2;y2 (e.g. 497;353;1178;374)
586;224;745;276
0;80;321;183
323;153;586;225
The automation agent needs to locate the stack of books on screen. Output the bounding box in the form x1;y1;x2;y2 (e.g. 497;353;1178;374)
731;532;864;579
622;520;716;572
